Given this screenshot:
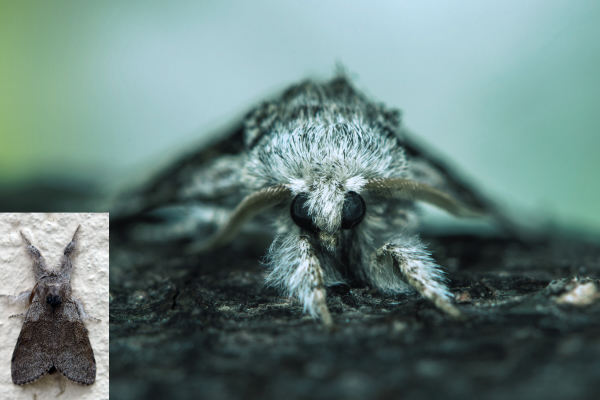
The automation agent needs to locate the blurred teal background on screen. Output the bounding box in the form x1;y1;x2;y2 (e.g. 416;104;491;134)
1;0;599;233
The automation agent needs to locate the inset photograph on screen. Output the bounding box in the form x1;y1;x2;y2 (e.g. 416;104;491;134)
0;213;108;400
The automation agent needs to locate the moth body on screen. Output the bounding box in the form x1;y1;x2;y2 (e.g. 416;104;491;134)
118;77;498;329
1;226;98;385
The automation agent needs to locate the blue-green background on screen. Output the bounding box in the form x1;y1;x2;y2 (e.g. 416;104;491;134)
1;1;599;233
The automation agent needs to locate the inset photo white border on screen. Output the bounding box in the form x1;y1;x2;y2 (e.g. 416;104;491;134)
0;213;109;400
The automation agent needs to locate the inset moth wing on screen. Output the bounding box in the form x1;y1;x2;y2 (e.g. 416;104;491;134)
52;300;96;385
113;122;246;219
11;297;53;385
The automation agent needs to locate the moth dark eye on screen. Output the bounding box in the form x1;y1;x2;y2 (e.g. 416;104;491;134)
341;192;366;229
291;193;318;232
46;294;62;306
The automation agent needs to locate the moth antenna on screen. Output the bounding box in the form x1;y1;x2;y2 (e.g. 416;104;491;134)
19;231;49;280
187;185;291;253
71;224;81;241
364;178;486;218
19;231;31;247
60;225;81;278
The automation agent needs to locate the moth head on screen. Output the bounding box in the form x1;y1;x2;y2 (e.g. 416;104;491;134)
290;178;367;250
37;278;70;304
42;283;65;310
46;293;62;307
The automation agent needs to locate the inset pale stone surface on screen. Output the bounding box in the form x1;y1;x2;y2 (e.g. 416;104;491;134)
0;214;109;400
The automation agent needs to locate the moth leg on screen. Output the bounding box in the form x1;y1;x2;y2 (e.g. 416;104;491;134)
371;235;461;318
73;298;100;322
266;235;334;330
0;290;32;308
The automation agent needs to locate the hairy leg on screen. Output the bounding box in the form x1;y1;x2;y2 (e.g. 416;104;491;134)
1;290;32;308
266;235;333;330
1;290;32;318
73;298;101;322
371;235;461;318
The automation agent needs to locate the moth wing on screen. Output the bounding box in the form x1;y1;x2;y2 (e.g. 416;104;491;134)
401;129;495;215
11;298;53;385
113;121;246;219
400;129;529;236
52;300;96;385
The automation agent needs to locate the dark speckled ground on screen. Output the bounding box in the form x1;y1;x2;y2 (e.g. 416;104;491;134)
2;152;598;400
2;167;598;400
109;232;600;400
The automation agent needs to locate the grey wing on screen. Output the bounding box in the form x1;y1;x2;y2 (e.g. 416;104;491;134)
111;122;251;242
401;129;521;234
402;130;492;215
52;300;96;385
113;122;247;219
11;299;53;385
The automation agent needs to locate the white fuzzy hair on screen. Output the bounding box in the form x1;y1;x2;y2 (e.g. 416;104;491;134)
125;76;460;324
243;98;408;233
239;77;455;321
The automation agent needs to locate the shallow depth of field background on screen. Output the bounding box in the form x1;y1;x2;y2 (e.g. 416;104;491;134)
1;0;599;233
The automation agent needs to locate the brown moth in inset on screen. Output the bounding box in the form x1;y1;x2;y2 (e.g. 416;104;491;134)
1;226;98;385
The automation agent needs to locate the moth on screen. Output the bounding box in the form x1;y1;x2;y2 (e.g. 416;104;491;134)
115;76;504;330
1;226;97;385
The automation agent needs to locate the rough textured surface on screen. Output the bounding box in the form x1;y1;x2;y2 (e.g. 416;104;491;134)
109;229;600;400
0;214;109;400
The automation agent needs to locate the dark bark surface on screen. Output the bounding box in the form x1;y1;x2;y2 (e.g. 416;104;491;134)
109;231;600;400
3;181;598;399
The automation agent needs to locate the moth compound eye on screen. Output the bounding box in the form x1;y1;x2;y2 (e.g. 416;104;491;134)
341;192;366;229
290;193;318;232
46;294;62;306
